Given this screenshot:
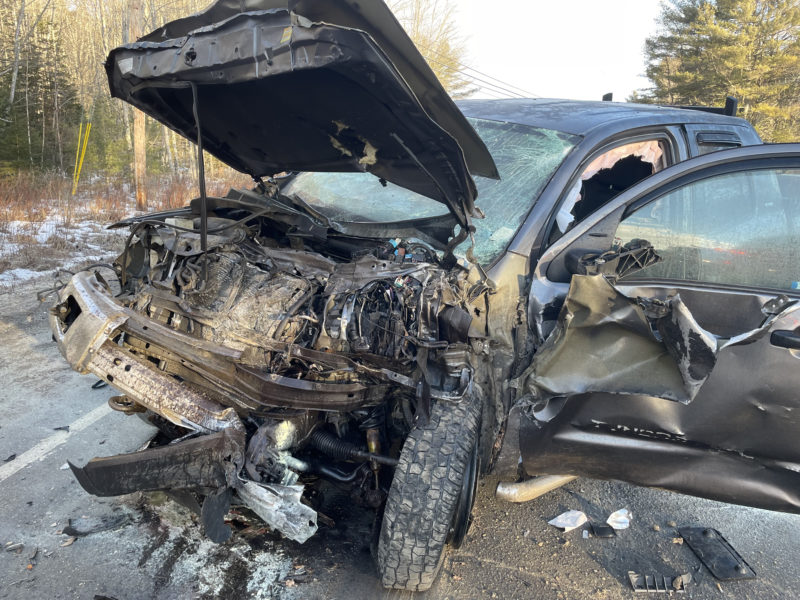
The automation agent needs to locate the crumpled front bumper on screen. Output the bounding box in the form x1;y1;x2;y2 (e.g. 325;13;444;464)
50;271;246;433
51;272;318;543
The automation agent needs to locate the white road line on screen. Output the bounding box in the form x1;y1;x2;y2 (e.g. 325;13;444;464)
0;402;113;483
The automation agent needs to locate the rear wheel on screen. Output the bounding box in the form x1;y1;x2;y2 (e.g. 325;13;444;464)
376;393;481;591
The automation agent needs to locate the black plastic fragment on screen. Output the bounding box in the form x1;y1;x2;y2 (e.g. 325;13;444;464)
68;429;241;497
201;487;234;543
679;527;756;580
62;514;132;537
590;523;616;538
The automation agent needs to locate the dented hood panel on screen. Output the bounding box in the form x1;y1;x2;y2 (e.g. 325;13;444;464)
105;0;499;226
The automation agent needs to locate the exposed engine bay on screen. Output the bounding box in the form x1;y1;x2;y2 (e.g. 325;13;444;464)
50;187;488;543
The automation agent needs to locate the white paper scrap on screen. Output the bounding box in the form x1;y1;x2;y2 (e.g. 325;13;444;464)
607;508;631;530
548;510;588;532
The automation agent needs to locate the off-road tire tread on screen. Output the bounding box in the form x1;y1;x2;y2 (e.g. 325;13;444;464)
376;395;481;591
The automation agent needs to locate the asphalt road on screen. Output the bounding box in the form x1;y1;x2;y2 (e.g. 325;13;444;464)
1;275;798;600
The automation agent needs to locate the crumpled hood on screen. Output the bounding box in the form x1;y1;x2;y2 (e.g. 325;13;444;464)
105;0;499;227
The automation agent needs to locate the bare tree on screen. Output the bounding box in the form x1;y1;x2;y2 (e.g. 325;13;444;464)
7;0;52;117
129;0;147;210
388;0;476;98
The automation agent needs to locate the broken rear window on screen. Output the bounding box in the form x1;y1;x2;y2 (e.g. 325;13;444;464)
283;118;579;264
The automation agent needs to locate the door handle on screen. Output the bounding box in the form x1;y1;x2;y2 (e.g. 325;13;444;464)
771;330;800;350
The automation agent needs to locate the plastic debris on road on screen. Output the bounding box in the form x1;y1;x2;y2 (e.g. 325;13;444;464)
607;508;631;530
548;510;588;532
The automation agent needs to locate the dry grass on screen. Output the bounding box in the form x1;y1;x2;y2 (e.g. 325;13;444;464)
0;169;251;278
0;170;250;228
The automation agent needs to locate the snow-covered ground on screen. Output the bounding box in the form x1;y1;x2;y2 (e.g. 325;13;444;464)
0;210;127;290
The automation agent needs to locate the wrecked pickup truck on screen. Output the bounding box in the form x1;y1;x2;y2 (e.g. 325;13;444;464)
50;0;800;592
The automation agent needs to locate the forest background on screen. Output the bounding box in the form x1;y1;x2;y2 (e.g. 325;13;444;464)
0;0;797;280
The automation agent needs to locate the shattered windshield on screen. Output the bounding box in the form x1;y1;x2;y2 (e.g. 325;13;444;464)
283;118;579;264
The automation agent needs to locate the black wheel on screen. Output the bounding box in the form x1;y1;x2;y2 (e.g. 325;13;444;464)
376;392;482;591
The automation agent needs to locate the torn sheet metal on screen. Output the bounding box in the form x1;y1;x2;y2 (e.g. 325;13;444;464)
521;275;697;404
519;275;796;406
236;480;318;543
517;286;800;513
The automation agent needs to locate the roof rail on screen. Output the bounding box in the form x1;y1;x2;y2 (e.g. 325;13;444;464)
667;96;739;117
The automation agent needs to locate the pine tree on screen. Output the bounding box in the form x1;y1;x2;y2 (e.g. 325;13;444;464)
637;0;800;142
0;13;81;171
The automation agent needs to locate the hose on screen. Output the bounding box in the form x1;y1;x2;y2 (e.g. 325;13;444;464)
310;430;398;467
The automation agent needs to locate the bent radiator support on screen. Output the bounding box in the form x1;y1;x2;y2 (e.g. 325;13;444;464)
495;475;578;503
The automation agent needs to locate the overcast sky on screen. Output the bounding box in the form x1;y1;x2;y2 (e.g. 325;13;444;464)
450;0;664;101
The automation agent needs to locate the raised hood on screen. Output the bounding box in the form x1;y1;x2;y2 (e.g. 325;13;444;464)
105;0;499;227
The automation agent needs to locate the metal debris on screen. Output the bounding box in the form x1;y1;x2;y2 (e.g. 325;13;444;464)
236;480;318;543
628;571;689;593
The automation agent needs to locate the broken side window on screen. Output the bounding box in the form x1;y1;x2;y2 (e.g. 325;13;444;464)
553;140;667;240
616;168;800;291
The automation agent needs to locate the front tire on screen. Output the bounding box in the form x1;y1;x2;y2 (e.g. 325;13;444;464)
376;393;481;591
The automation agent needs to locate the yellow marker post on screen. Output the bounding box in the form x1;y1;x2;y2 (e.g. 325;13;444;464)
71;122;83;196
72;122;91;196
